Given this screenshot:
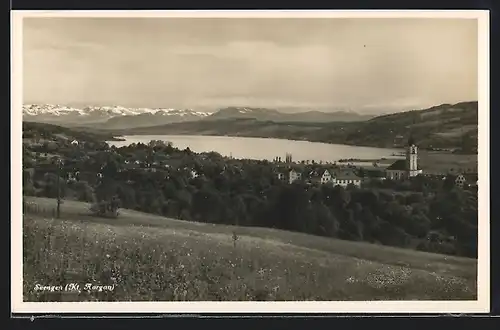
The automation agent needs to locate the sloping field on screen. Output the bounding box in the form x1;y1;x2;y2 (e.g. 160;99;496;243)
418;151;478;174
22;197;477;301
433;125;478;138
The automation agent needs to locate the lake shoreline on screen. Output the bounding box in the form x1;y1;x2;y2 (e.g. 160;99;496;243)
107;134;408;166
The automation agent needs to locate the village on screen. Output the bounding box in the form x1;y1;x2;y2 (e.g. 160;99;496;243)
270;137;478;190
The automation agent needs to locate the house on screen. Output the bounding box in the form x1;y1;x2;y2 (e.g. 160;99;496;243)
386;136;423;180
66;172;78;183
454;174;467;188
288;168;302;184
454;173;478;188
320;169;333;184
332;170;362;188
274;168;288;182
308;169;332;185
273;167;303;184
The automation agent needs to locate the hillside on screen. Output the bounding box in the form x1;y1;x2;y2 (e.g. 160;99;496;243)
22;121;123;142
115;101;478;151
23;197;477;301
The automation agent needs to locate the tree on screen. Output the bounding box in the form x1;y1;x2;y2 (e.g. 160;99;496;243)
42;173;67;199
102;159;119;177
23;169;35;196
269;185;310;232
116;184;136;209
192;187;224;223
313;202;339;237
73;181;95;202
232;195;247;226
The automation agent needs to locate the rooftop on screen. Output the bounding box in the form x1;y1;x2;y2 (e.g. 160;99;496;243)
460;173;479;182
386;159;407;171
334;170;361;181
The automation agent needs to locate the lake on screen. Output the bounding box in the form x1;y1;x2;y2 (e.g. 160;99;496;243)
107;135;403;163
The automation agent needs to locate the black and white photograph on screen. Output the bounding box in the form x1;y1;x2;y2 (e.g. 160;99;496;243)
11;10;489;314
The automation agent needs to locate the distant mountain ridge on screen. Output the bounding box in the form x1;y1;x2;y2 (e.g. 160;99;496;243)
205;107;373;123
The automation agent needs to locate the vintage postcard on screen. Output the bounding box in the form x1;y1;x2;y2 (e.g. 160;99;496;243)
11;10;490;314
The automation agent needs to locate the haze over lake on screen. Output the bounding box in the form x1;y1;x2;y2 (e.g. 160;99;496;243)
107;135;402;163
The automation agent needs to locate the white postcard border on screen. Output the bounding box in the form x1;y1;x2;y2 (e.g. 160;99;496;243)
11;9;490;314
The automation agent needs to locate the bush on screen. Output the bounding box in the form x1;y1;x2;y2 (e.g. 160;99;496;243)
89;199;120;218
73;181;95;203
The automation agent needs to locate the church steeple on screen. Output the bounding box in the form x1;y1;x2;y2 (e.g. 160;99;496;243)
406;135;418;173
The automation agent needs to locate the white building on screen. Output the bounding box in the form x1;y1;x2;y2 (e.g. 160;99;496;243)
332;170;362;188
320;169;333;184
275;167;302;183
308;169;333;184
288;169;302;184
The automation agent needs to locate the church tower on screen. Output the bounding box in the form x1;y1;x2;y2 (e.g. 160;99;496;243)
406;136;419;177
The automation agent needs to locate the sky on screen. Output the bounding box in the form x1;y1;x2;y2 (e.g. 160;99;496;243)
23;17;479;113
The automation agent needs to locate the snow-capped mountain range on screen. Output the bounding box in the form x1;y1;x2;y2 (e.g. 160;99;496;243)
22;104;213;128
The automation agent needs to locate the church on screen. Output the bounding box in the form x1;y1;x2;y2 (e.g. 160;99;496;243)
385;136;423;180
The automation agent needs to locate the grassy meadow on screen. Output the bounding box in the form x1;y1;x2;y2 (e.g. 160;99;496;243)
417;151;477;174
22;197;477;302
